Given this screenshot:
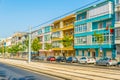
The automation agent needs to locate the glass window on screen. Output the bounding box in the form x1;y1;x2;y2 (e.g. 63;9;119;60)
116;28;120;39
75;24;87;33
106;21;112;27
83;24;87;31
116;0;120;4
92;33;113;44
116;12;120;21
98;22;103;29
75;37;87;45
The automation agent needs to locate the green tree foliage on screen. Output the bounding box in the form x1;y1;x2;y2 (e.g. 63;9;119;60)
6;43;25;55
24;38;29;49
45;43;52;50
62;36;73;47
94;31;104;45
31;38;42;52
0;47;2;53
18;43;26;52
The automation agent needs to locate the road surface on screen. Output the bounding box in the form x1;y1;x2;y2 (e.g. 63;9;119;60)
0;63;62;80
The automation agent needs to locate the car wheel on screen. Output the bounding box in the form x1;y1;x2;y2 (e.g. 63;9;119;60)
85;61;87;64
118;64;120;67
106;63;110;67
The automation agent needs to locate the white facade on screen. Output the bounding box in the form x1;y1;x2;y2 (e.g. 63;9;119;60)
88;2;112;18
5;37;12;47
115;0;120;44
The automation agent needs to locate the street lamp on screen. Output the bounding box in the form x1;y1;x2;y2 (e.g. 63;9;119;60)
28;27;32;63
3;41;6;58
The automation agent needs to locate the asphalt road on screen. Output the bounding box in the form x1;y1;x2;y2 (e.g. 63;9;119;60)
0;63;61;80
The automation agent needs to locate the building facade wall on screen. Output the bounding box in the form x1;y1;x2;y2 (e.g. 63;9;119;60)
74;0;116;59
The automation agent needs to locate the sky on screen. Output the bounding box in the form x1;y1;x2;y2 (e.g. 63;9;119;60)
0;0;104;38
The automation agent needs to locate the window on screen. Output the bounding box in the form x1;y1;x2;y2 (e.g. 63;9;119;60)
44;35;50;41
65;32;68;36
52;41;61;48
116;12;120;21
92;33;113;44
75;24;87;33
66;22;69;26
116;28;120;39
116;0;120;5
52;31;60;38
88;3;110;18
78;16;82;21
106;21;112;27
83;24;87;31
38;29;42;35
98;22;103;29
70;31;73;35
74;36;87;45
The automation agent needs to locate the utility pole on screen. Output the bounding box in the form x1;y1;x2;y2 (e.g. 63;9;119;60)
28;27;32;63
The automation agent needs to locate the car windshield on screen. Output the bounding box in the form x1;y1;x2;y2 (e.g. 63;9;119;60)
57;56;61;59
81;57;86;59
67;57;72;60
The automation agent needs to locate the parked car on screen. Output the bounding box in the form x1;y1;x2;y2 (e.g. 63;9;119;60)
31;56;37;61
66;56;78;63
47;56;56;61
56;56;66;62
38;56;46;61
96;57;117;66
117;62;120;67
79;57;96;64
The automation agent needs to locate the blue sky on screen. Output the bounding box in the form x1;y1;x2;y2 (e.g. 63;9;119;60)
0;0;104;38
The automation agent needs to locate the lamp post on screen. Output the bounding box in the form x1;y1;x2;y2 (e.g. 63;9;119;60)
3;41;6;58
28;27;32;63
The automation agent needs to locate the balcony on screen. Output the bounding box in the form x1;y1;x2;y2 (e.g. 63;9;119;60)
52;28;62;32
52;46;74;50
62;24;74;31
115;4;120;12
52;37;62;41
52;48;62;50
62;46;74;50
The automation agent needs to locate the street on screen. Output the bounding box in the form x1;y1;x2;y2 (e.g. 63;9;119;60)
0;59;120;80
0;62;62;80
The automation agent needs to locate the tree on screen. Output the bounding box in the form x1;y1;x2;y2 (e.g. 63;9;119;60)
61;35;73;56
31;38;42;54
62;36;73;47
94;31;104;57
0;47;2;53
45;43;52;50
94;31;104;45
8;43;24;56
24;38;29;50
0;47;3;56
45;43;52;56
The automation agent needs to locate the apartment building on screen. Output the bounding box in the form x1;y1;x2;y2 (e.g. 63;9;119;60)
37;25;52;57
74;0;116;59
115;0;120;58
52;14;75;57
11;32;27;45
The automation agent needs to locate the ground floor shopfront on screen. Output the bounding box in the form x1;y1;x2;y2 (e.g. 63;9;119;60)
54;50;75;57
74;44;116;59
39;50;54;57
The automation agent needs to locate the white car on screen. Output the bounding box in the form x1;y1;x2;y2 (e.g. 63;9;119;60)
79;57;96;64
